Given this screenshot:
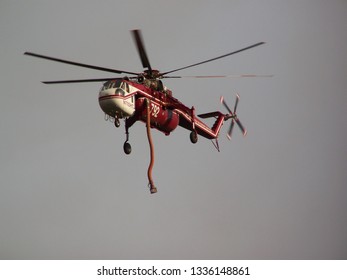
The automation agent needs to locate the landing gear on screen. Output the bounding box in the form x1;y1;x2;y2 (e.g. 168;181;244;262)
123;142;132;154
114;117;120;128
123;118;132;154
190;131;198;144
190;106;198;144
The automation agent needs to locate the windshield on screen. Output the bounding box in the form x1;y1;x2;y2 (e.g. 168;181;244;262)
101;80;122;91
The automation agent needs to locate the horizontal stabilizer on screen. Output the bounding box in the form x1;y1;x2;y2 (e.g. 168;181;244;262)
198;111;222;119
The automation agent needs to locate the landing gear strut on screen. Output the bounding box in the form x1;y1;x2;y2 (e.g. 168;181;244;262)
123;120;131;154
190;106;198;144
114;117;120;128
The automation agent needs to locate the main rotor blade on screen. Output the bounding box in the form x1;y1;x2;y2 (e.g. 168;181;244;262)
41;78;124;84
162;42;265;76
24;52;139;75
131;29;152;73
162;74;273;79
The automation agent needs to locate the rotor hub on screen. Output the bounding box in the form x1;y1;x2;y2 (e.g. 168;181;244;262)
143;69;161;79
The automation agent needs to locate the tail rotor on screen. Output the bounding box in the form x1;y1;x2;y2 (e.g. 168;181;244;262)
220;94;247;140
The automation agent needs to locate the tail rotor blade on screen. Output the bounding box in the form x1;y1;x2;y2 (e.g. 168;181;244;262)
227;119;235;140
220;96;232;114
221;94;247;139
235;118;247;136
234;93;240;113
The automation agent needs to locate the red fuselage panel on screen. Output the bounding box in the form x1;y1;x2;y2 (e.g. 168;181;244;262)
136;98;179;135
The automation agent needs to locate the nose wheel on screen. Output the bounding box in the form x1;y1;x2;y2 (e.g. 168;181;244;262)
123;141;132;154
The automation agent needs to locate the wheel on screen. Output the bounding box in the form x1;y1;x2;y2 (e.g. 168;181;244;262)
114;118;120;127
190;131;198;144
123;142;132;154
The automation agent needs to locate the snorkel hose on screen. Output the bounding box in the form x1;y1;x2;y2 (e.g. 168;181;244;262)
145;98;157;194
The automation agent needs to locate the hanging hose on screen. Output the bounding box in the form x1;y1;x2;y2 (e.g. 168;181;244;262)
146;98;157;194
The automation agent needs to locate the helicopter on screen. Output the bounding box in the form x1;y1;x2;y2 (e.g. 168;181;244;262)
25;29;270;193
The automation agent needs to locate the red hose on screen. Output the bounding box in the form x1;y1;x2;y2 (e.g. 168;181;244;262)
146;99;157;194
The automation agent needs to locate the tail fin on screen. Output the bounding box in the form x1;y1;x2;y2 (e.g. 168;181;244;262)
198;111;225;135
198;111;221;119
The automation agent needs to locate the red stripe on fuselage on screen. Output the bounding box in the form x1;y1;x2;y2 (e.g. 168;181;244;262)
98;92;136;102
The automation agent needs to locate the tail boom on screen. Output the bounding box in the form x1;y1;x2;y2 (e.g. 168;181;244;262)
196;111;226;139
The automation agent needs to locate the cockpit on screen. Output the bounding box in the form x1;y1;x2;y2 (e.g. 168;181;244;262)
100;80;130;94
98;79;135;118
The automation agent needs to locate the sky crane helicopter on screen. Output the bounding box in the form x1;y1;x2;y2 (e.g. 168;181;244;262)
25;29;270;193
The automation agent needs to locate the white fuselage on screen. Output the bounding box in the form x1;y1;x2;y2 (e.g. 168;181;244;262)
98;80;135;118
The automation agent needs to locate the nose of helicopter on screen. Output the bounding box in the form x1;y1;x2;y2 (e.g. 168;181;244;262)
98;84;135;118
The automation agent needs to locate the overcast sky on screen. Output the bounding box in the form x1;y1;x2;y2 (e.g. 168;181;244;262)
1;0;346;259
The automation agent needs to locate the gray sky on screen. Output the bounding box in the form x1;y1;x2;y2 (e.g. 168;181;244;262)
1;0;346;259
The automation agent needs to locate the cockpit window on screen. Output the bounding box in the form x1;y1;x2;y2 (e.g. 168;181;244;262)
120;82;130;93
101;80;122;90
115;88;125;96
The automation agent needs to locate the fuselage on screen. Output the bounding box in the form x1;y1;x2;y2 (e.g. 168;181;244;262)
98;79;225;139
